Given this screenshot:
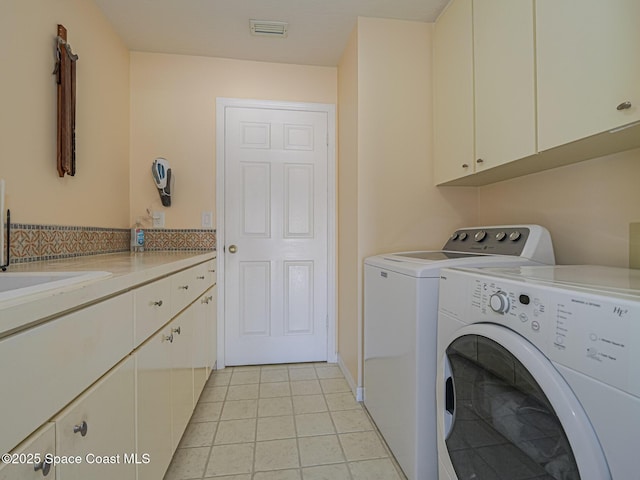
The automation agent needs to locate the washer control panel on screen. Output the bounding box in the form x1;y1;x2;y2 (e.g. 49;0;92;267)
460;273;640;398
472;278;547;337
442;227;531;256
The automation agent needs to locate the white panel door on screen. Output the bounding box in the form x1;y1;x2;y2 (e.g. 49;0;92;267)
224;106;328;365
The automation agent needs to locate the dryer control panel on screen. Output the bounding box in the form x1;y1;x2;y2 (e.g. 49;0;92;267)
441;267;640;399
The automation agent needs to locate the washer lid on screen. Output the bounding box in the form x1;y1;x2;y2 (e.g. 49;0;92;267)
394;251;482;261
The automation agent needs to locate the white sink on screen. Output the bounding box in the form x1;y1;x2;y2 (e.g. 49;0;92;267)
0;271;112;302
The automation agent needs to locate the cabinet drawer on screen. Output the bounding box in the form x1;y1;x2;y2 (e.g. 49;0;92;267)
134;277;171;346
170;262;217;316
0;293;134;457
202;258;217;288
170;269;195;316
55;357;135;480
0;423;56;480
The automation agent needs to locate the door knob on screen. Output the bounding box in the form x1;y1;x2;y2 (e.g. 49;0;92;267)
228;245;238;254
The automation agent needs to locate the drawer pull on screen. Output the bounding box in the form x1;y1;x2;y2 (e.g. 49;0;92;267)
151;300;163;307
73;420;88;437
201;295;213;304
462;163;469;168
208;269;216;273
617;101;632;110
196;275;206;280
178;285;189;290
162;333;174;343
34;459;52;476
172;326;182;335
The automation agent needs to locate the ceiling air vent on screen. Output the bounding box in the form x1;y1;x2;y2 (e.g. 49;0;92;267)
250;20;289;38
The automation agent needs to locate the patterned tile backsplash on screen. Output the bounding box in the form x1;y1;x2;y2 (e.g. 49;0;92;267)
4;223;216;264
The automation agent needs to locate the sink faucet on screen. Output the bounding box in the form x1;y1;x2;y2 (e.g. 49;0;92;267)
1;210;10;271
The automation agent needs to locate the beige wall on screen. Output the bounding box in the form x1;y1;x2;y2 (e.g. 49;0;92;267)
129;53;337;228
337;17;477;388
337;28;360;387
478;147;640;267
0;0;130;227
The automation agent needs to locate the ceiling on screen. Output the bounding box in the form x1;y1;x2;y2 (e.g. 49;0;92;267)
93;0;450;67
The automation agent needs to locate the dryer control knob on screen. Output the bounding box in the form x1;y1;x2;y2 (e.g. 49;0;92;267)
489;291;510;314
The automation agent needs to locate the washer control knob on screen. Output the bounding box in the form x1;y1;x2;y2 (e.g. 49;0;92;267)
474;230;487;242
509;231;522;241
450;232;459;240
489;291;510;314
459;232;468;241
495;231;507;241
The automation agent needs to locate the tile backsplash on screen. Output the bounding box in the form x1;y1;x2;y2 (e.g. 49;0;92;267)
5;223;216;264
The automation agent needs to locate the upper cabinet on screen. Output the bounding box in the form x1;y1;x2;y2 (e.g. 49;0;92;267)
536;0;640;151
474;0;536;169
434;0;640;186
433;0;474;184
434;0;535;185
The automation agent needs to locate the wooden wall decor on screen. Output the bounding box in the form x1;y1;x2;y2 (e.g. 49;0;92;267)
54;25;79;177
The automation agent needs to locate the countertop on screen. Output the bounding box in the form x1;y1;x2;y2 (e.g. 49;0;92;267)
0;251;217;338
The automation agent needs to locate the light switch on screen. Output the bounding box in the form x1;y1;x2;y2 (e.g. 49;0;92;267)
201;211;213;228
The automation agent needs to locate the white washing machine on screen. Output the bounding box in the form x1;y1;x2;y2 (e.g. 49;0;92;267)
436;265;640;480
363;225;555;480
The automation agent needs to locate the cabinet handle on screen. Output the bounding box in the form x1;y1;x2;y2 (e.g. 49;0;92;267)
151;300;163;307
208;269;216;273
617;101;632;110
34;458;52;476
172;326;182;335
73;420;88;437
202;295;213;304
196;275;206;280
162;333;174;343
476;158;484;163
462;163;469;168
178;285;189;290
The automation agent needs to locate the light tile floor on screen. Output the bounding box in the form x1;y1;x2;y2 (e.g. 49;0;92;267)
164;363;408;480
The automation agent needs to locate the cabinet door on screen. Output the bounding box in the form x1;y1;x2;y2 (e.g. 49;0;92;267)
193;288;215;400
0;423;56;480
209;284;218;372
169;312;194;451
537;0;640;151
55;358;136;480
474;0;536;170
135;327;173;480
433;0;475;184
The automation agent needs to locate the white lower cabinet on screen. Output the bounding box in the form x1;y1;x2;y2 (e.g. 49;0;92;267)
169;310;195;450
0;423;56;480
136;310;198;478
1;256;217;480
54;357;136;480
193;286;216;400
135;327;173;480
0;293;133;457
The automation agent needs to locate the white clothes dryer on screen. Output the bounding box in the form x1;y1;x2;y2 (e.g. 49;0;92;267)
436;265;640;480
363;225;555;480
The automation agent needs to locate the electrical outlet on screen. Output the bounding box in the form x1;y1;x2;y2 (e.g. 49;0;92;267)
152;211;165;228
201;211;213;228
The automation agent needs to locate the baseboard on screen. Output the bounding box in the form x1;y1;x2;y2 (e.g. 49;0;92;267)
336;353;364;402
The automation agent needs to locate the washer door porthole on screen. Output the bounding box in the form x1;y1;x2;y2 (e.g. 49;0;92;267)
445;334;579;480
